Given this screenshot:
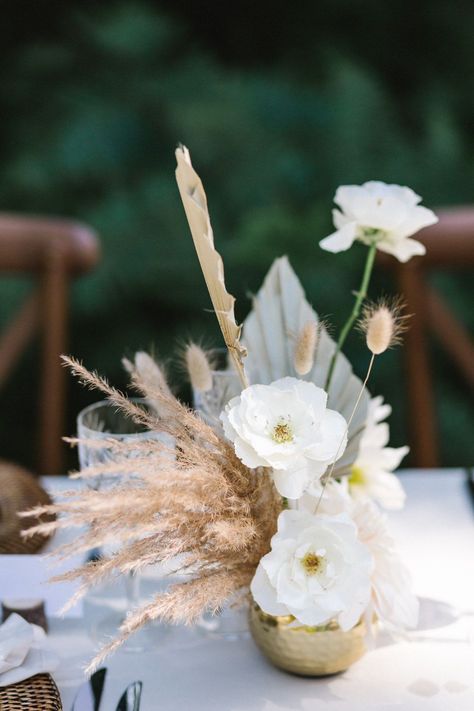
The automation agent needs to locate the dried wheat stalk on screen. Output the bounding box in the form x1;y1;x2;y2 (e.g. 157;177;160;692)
22;355;281;671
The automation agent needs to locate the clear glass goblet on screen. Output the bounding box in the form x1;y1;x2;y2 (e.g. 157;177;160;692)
77;398;170;652
193;365;250;640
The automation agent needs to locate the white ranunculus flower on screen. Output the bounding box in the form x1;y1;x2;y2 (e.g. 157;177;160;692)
220;377;347;499
250;509;373;630
349;396;408;510
319;181;438;263
352;499;419;629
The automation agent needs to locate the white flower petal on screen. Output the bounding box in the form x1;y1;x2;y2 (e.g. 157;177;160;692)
376;236;426;263
233;436;268;468
353;499;419;629
378;445;410;472
307;409;347;462
292;379;327;416
272;461;310;499
337;601;366;631
362;421;390;449
319;223;358;253
332;208;351;229
334;185;366;216
356;194;408;232
363;181;421;206
287;605;334;627
395;205;438;238
250;565;289;617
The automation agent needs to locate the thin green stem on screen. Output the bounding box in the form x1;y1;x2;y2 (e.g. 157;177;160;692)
325;243;377;392
315;352;375;516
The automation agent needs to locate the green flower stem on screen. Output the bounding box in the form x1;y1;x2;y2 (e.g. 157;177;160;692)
324;242;377;392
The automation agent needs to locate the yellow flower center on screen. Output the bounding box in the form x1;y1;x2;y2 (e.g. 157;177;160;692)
272;420;294;444
301;552;323;576
349;465;366;487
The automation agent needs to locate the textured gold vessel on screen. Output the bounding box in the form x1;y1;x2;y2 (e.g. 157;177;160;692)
249;604;369;676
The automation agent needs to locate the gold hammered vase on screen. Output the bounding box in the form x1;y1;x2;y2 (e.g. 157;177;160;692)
249;604;369;676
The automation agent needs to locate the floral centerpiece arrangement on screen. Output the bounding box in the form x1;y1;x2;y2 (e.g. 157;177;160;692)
25;148;437;675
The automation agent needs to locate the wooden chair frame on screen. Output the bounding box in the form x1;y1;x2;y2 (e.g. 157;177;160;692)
0;214;99;474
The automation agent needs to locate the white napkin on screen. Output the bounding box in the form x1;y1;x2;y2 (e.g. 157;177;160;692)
0;613;59;687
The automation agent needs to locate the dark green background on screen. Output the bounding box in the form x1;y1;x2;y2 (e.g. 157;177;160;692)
0;1;473;470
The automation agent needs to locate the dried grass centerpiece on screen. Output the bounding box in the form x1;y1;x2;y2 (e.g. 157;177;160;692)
23;148;438;675
24;358;280;668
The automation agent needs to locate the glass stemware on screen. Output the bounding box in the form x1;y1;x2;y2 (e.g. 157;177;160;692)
77;398;170;652
193;363;250;640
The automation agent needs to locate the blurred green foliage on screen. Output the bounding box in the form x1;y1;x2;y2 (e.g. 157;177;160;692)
0;1;473;469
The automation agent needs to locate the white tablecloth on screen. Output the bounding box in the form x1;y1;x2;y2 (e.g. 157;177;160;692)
13;470;474;709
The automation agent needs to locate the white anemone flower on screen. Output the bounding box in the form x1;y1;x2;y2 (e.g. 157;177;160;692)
352;499;419;629
349;396;408;510
251;509;373;629
220;377;347;499
319;181;438;263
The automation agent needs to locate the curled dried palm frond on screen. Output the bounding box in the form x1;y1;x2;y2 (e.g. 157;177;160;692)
23;357;281;671
175;146;248;387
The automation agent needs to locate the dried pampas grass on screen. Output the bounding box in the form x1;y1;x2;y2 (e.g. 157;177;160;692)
122;351;173;417
22;356;281;671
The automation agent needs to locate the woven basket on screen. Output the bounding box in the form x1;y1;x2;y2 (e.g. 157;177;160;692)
0;461;55;554
0;673;62;710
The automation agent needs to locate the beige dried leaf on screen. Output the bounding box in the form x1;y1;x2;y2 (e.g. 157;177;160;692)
175;146;248;388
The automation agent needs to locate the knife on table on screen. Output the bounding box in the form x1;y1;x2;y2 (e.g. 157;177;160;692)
71;668;107;711
116;681;143;711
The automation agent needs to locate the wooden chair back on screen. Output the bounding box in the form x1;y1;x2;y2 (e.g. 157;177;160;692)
0;214;100;474
378;207;474;467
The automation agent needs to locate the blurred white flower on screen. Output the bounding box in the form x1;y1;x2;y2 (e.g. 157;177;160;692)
352;499;419;629
320;181;438;263
221;377;347;499
300;477;351;516
250;509;373;629
349;396;408;510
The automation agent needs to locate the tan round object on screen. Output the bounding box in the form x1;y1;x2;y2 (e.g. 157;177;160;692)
0;460;55;554
249;603;370;676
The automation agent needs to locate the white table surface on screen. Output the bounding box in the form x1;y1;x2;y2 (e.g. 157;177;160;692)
25;470;474;709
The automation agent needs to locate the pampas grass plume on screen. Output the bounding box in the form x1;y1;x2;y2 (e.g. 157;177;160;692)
294;321;318;375
185;343;213;392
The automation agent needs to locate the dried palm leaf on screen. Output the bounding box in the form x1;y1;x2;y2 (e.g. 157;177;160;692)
175;146;248;387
